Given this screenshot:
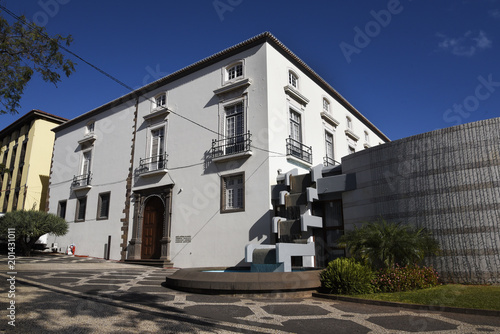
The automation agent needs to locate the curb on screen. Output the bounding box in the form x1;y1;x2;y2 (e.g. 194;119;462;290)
0;273;278;334
312;292;500;317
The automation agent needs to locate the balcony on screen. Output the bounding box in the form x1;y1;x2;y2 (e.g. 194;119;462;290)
136;153;168;177
211;131;252;162
323;156;340;167
72;173;92;191
286;137;312;165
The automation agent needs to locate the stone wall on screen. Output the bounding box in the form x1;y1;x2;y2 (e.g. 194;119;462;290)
341;117;500;284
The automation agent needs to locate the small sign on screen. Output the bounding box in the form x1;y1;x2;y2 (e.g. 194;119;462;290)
175;236;191;243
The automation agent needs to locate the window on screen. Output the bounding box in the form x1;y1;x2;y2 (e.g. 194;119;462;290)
222;173;244;212
75;197;87;222
81;150;92;176
364;131;369;143
1;149;7;166
97;192;111;220
287;108;312;163
225;102;245;154
19;141;27;166
150;127;165;169
86;121;95;134
58;200;67;219
289;109;302;143
288;71;298;88
9;146;17;170
348;146;355;155
154;93;166;109
226;63;243;81
323;98;330;113
346;116;352;130
15;166;22;189
72;150;92;188
12;190;18;211
325;131;335;164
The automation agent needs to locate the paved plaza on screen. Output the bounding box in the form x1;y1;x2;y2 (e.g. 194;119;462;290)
1;253;499;333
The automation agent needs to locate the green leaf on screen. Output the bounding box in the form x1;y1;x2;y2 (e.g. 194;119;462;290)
0;12;76;115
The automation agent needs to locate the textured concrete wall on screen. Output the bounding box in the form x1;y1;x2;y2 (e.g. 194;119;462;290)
341;117;500;284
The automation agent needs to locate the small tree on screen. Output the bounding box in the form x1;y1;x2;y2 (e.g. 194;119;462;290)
339;218;440;270
0;210;68;256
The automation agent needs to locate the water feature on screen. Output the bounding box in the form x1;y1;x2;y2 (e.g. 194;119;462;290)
165;167;325;296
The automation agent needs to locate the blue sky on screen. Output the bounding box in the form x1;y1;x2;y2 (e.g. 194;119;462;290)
1;0;499;140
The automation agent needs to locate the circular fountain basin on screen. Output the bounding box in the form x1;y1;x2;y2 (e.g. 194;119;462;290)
164;267;322;297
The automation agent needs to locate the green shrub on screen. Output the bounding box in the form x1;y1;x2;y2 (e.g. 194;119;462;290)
320;257;374;295
372;265;440;293
339;218;441;270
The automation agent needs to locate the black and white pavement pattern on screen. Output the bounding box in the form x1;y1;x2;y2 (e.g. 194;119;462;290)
1;253;499;333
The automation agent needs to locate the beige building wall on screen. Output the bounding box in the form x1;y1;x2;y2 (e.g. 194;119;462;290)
0;110;66;213
23;119;59;210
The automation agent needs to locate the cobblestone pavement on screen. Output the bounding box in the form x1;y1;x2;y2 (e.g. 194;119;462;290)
1;253;500;333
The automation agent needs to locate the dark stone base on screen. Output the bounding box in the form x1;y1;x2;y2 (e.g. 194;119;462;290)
165;267;322;297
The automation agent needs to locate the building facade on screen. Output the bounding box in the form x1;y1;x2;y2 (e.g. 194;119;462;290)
46;32;389;267
0;110;67;214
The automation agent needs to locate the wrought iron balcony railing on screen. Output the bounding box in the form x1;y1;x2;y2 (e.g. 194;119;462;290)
72;173;92;188
137;153;168;175
323;156;340;167
286;137;312;164
211;131;251;159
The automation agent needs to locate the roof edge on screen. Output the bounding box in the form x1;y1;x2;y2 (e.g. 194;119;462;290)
52;32;389;142
0;109;68;138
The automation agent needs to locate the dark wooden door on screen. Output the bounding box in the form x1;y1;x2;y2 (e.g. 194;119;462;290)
141;197;164;259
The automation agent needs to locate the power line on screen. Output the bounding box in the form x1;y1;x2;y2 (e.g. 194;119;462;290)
0;5;134;92
1;4;221;137
1;5;289;166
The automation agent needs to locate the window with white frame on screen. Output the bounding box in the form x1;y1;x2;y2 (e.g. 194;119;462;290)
221;173;244;212
81;150;92;177
348;145;355;155
289;109;302;143
154;93;166;110
150;127;165;170
86;121;95;134
224;102;245;154
323;98;330;113
226;62;243;81
288;71;298;88
325;131;335;165
346;116;352;130
364;131;369;143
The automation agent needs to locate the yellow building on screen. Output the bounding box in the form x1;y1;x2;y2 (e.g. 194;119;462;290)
0;110;67;213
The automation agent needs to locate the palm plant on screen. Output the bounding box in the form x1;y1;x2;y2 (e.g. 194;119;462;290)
338;218;440;270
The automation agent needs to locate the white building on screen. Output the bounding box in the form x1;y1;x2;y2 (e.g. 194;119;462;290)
47;32;389;267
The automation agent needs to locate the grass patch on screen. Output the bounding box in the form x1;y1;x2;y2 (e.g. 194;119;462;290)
355;284;500;311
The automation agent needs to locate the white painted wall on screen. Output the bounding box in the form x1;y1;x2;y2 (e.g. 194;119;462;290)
47;102;136;260
131;44;273;267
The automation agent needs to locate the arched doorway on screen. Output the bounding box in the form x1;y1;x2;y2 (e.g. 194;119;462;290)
141;196;164;259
